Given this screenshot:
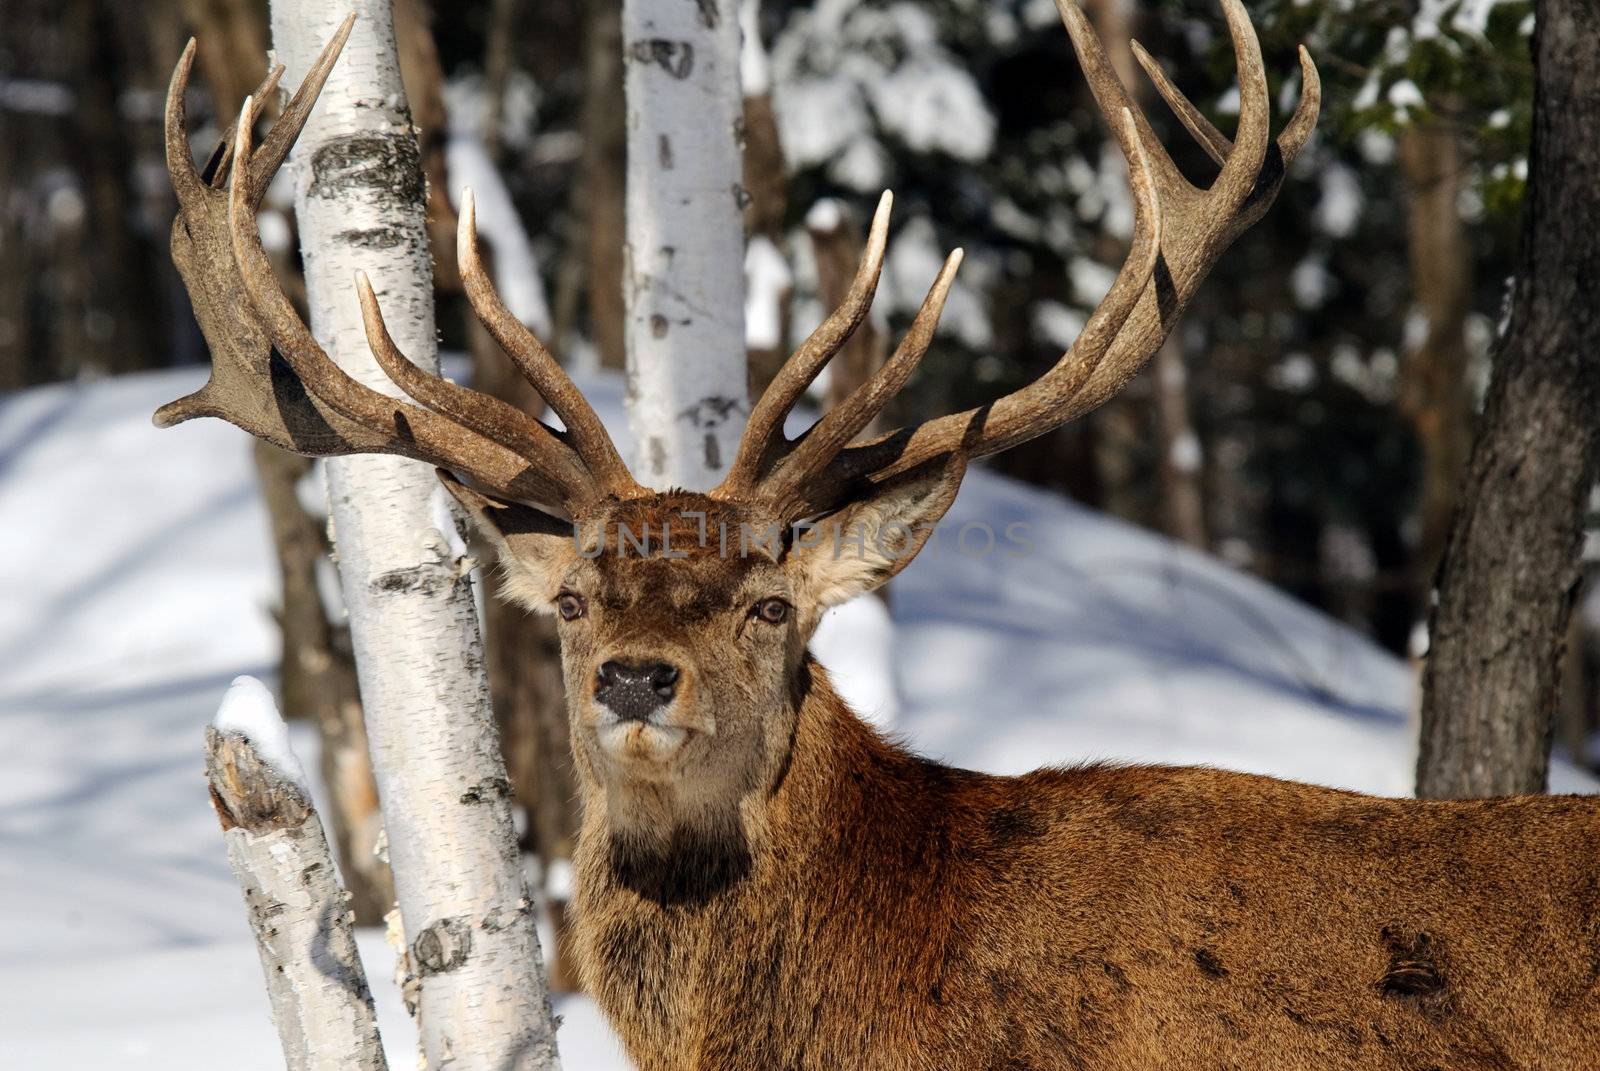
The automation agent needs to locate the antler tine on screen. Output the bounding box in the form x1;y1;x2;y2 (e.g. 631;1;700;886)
1209;0;1270;210
1130;41;1228;166
354;271;592;480
758;248;964;514
225;99;585;510
1133;25;1321;202
784;105;1163;520
204;63;286;188
164;39;208;213
249;12;355;190
174;16;346;212
1055;0;1189;198
1276;47;1322;169
457;190;641;498
719;190;894;494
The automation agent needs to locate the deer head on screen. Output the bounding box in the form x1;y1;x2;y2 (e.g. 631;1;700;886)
159;1;1317;849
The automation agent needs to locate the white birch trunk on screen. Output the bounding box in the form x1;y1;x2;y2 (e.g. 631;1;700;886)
268;4;561;1068
622;0;749;488
205;686;387;1071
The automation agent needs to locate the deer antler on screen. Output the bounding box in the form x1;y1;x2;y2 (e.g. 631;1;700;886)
156;16;636;515
718;191;896;496
714;0;1319;521
160;2;1313;527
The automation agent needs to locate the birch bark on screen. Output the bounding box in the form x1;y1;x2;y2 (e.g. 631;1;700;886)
205;704;387;1071
622;0;749;488
267;3;560;1066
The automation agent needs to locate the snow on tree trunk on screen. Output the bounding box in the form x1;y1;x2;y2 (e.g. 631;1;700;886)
205;678;388;1071
268;4;561;1067
622;0;749;488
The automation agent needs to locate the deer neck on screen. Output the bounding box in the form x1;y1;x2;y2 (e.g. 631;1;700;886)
570;658;966;1061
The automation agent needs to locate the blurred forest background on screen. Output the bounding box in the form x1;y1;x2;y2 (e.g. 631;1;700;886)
3;0;1595;808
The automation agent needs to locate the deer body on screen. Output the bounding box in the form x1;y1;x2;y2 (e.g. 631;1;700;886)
158;4;1600;1069
573;664;1600;1070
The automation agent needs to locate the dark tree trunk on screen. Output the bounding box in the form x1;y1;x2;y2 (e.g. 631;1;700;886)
1153;337;1207;550
577;0;627;370
1558;580;1597;776
178;0;269;115
1415;0;1600;799
0;0;175;388
480;0;521;165
742;42;791;400
1397;118;1474;631
387;5;583;985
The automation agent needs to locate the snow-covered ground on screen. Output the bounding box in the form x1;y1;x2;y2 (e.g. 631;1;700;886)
1;368;1591;1069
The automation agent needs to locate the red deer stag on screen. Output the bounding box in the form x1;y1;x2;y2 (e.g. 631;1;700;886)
159;4;1600;1069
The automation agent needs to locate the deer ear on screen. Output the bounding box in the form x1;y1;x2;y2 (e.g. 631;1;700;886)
788;454;966;610
437;470;576;613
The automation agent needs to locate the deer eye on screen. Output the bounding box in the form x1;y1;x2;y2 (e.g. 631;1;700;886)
556;593;587;621
752;598;790;625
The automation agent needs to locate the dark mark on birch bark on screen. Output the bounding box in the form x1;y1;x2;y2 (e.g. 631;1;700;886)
413;916;473;975
370;563;448;597
628;39;695;80
307;133;425;208
651;314;670;338
677;394;744;430
313;898;375;1000
658;134;674;169
459;777;513;805
336;227;407;250
694;0;721;30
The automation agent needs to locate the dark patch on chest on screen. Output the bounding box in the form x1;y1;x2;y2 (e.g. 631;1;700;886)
608;824;752;907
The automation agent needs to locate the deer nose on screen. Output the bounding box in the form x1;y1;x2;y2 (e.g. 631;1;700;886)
595;660;680;721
